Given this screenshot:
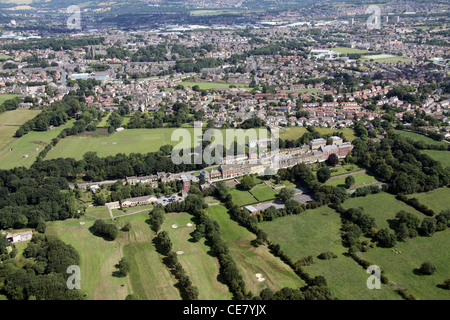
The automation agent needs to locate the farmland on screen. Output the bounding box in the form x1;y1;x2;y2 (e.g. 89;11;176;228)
260;206;401;300
208;205;305;294
411;188;450;214
342;192;426;229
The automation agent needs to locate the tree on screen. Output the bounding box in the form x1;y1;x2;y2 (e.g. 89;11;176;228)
345;175;355;189
316;167;331;183
117;257;130;276
240;175;256;191
91;219;119;240
418;261;436;275
421;217;436;236
277;188;295;202
375;228;396;248
326;153;339;166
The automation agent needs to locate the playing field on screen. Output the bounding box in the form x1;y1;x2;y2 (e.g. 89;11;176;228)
46;127;270;161
411;188;450;214
0;109;41;149
162;212;232;300
180;81;251;90
279;127;356;142
0;120;74;169
342;192;426;229
361;229;450;300
421;150;450;168
362;55;414;63
208;205;305;294
330;47;374;55
260;206;401;300
46;210;181;300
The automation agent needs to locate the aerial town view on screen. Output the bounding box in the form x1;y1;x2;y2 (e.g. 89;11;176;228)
0;0;448;310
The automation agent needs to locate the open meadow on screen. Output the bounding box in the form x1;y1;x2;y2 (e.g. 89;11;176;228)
0;109;41;150
411;188;450;214
421;150;450;168
208;205;305;294
395;130;448;147
260;206;401;300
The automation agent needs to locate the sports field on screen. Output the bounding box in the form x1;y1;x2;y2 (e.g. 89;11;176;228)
279;127;356;141
0;120;74;169
229;188;258;206
208;205;305;294
46;210;181;300
180;81;251;90
162;212;232;300
362;54;414;63
330;47;374;55
250;184;277;202
260;206;401;300
46;127;270;161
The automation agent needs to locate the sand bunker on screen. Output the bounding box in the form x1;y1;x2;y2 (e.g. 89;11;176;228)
80;222;85;225
176;251;185;255
187;223;193;227
255;273;265;282
172;224;178;229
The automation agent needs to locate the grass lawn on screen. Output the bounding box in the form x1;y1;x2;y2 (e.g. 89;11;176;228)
162;212;232;300
326;172;377;189
342;192;427;230
46;211;180;300
250;185;277;202
0;109;41;149
229;188;258;206
421;150;450;168
180;81;251;90
279;127;356;142
361;55;414;63
0;93;21;105
0;120;75;169
395;130;448;147
330;47;374;55
260;206;400;300
97;112;111;128
362;229;450;300
46;127;270;161
208;205;305;294
411;188;450;214
328;164;364;177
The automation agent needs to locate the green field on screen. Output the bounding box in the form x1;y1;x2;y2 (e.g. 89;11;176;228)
229;188;258;206
46;127;270;161
208;205;305;294
411;188;450;214
361;54;414;63
260;206;400;300
330;47;374;55
46;211;181;300
0;93;21;105
395;130;448;147
422;150;450;168
0;120;74;169
180;81;251;90
250;184;277;202
326;172;378;189
162;212;232;300
362;229;450;300
342;192;426;229
279;127;356;142
0;108;40;149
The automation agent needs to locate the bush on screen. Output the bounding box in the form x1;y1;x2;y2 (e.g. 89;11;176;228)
317;252;338;260
418;261;436;275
